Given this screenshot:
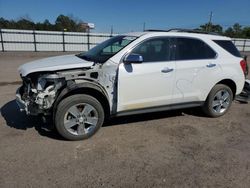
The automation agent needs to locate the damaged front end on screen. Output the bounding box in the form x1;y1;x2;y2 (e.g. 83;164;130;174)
16;73;64;115
16;61;117;116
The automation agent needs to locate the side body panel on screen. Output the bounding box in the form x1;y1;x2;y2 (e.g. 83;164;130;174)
117;60;175;112
173;59;222;103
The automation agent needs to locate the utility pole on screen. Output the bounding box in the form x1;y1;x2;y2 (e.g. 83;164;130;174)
143;22;146;31
207;11;213;32
110;25;113;36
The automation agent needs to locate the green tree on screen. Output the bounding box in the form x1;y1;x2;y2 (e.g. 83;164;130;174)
232;23;242;34
43;19;54;30
242;27;250;38
0;17;8;28
1;15;88;32
0;17;16;29
16;18;35;30
199;23;223;33
224;27;234;37
55;15;76;31
224;23;243;38
55;15;87;32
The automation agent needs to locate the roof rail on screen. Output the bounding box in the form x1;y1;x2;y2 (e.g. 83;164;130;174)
167;28;220;35
144;29;168;32
145;28;220;36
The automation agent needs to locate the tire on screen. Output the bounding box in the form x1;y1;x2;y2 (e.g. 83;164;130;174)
202;84;233;117
55;94;105;141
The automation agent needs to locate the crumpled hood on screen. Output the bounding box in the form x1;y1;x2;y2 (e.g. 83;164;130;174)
18;54;94;77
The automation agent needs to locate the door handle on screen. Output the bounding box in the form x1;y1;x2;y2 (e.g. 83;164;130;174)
161;67;174;73
206;63;216;68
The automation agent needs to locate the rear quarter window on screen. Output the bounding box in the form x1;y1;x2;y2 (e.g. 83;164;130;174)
213;40;241;57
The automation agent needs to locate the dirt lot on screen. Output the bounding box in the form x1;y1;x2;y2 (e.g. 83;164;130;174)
0;52;250;187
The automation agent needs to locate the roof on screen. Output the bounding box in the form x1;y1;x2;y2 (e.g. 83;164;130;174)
124;32;146;37
146;29;220;35
125;29;231;40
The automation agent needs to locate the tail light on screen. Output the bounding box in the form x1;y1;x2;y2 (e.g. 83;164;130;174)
240;60;247;76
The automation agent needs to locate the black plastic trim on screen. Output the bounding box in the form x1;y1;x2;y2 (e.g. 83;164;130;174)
114;101;204;117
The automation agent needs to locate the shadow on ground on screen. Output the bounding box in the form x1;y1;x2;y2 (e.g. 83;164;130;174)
104;106;205;127
0;100;64;140
1;100;205;140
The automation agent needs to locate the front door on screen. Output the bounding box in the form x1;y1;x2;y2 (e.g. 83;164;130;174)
117;37;176;112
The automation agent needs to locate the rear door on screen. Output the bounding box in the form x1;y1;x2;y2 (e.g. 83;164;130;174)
172;37;221;103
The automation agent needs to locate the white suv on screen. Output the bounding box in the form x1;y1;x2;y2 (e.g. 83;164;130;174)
16;29;246;140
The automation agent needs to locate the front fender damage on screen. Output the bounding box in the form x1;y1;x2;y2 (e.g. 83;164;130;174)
17;61;118;116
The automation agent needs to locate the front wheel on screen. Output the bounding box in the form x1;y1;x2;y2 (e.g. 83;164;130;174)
55;94;104;141
202;84;233;117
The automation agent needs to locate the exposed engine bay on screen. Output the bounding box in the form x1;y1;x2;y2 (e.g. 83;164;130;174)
16;62;117;115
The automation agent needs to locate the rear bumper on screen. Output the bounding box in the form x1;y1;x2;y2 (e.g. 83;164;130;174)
235;79;250;103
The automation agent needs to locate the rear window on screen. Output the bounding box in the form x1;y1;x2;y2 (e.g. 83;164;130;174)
213;40;241;57
175;38;216;61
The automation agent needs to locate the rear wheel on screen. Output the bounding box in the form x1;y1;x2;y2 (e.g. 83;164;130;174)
203;84;233;117
55;94;104;140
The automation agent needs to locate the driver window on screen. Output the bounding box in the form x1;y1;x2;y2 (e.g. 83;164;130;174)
131;38;171;62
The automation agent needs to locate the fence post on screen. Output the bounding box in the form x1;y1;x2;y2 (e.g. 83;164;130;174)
33;30;37;52
87;31;90;50
0;29;4;52
243;40;246;52
110;25;113;38
62;31;65;52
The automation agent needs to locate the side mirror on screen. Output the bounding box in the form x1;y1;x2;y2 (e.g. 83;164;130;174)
124;53;143;64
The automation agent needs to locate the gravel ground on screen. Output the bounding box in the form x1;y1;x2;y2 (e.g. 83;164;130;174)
0;52;250;188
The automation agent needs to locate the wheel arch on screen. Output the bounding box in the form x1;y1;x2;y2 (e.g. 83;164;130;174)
215;79;237;98
53;81;111;120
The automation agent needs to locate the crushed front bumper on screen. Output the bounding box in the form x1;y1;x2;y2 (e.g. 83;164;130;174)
16;86;29;114
16;86;51;115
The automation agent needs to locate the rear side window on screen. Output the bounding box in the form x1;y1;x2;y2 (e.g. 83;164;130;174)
175;38;216;60
213;40;241;57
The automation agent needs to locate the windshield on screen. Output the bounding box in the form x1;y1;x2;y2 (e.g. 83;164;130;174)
77;35;137;63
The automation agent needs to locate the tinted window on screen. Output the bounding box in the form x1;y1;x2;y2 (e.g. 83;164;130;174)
131;38;172;62
175;38;216;60
213;40;241;57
